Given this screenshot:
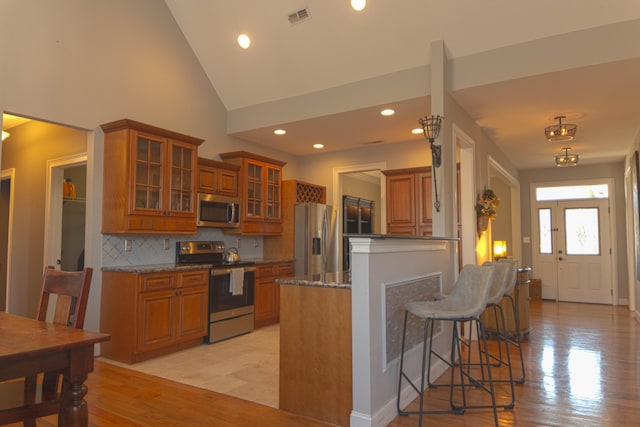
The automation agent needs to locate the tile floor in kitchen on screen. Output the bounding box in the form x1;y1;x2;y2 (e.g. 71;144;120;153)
99;323;280;408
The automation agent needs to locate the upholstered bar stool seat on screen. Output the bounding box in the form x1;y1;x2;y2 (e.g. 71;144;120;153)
396;264;500;427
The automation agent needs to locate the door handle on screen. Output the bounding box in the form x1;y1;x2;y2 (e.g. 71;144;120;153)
558;257;564;261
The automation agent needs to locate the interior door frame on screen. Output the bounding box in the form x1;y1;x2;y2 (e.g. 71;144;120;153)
453;124;476;269
531;178;618;305
43;153;88;270
0;168;15;311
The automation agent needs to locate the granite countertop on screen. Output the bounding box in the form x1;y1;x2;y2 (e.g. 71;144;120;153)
102;263;212;273
343;233;459;241
276;271;351;289
102;258;295;273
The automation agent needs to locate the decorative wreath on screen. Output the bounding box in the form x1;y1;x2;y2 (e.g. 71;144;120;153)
475;188;500;220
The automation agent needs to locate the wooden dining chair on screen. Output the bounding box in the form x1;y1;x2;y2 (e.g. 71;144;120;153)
0;266;93;427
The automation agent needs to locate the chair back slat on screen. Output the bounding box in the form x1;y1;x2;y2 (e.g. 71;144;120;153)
36;267;93;329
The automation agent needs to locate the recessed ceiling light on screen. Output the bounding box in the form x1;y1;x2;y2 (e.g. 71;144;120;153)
274;129;286;135
351;0;366;11
381;109;395;116
237;34;251;49
313;143;324;149
411;128;423;135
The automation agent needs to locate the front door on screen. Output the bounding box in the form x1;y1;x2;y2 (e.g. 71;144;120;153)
537;199;612;303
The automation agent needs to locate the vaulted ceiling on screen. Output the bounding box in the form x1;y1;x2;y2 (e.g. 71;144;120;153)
165;1;640;169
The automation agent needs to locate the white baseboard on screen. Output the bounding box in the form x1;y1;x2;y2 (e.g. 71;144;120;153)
350;351;450;427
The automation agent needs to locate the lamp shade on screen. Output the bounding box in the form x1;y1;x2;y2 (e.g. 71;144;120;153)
493;240;507;259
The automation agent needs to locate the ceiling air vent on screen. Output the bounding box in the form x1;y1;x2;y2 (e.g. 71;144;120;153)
288;8;311;25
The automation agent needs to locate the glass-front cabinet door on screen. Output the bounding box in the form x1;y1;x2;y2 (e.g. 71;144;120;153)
169;142;195;215
266;166;281;219
246;161;263;218
134;134;165;214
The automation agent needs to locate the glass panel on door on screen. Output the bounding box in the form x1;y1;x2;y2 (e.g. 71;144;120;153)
564;208;600;255
538;208;553;254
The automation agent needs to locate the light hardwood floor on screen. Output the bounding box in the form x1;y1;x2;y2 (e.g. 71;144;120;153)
11;301;640;426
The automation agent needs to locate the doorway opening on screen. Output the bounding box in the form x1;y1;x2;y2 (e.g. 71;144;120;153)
44;155;88;271
454;125;476;268
0;169;15;312
532;180;615;304
488;156;521;264
333;163;386;271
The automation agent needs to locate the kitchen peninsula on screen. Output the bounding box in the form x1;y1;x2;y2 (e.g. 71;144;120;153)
278;271;352;427
277;235;458;427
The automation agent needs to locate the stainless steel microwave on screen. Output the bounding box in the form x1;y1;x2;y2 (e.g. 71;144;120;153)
197;193;241;228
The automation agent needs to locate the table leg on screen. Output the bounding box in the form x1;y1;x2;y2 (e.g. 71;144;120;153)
59;345;94;427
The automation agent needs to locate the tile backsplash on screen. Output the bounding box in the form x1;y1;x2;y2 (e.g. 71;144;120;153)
102;229;264;267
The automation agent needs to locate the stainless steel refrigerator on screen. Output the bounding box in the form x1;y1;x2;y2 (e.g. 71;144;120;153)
294;203;339;276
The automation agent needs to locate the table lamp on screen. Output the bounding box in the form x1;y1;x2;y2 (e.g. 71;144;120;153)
493;240;507;260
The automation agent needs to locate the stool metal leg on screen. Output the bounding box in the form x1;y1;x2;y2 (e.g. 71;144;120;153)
505;293;526;384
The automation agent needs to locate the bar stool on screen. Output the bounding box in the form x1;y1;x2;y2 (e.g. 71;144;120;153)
396;264;499;427
430;262;516;409
473;261;517;406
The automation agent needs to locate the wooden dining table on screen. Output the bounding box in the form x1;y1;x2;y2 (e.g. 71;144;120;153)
0;312;110;426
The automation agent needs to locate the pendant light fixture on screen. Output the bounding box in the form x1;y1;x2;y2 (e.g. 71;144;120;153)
545;115;577;142
555;147;579;167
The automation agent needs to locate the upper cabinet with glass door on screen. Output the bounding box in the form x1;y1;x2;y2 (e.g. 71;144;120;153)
101;119;203;234
219;151;286;235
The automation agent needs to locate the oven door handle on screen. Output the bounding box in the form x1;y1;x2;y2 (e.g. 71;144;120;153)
211;266;256;276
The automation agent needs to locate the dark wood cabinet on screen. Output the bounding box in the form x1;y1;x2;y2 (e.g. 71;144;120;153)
197;157;239;197
101;119;204;234
101;269;209;363
254;261;294;329
383;167;432;236
219;151;286;235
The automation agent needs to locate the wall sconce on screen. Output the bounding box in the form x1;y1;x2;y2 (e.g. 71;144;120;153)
493;240;507;260
1;131;9;141
418;114;443;212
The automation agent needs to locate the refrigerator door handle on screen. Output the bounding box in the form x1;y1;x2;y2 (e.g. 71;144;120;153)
321;211;328;268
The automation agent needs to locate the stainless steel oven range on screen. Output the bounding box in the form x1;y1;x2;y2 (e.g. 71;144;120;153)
176;241;256;343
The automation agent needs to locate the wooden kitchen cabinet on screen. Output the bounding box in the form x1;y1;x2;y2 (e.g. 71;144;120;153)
254;261;294;329
219;151;287;235
383;166;432;236
101;119;204;234
101;269;209;363
197;157;239;196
